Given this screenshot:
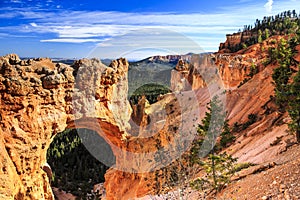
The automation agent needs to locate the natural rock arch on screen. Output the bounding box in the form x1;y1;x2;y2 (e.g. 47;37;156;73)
0;54;137;200
0;54;202;200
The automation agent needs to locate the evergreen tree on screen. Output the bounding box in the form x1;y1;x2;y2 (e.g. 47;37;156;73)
190;96;236;192
265;28;270;39
196;152;236;192
288;67;300;142
220;120;236;148
47;129;114;198
197;95;226;155
272;38;293;110
258;30;263;43
269;31;300;143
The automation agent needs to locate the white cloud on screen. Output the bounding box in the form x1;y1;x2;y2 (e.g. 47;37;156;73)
264;0;274;13
1;0;300;56
0;12;19;18
97;43;112;47
29;22;38;27
10;0;22;3
40;38;104;43
88;28;207;59
5;10;244;41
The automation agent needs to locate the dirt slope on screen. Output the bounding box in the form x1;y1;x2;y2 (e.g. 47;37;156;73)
151;35;300;199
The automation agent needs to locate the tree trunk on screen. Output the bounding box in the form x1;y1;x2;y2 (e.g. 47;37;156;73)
297;119;300;143
296;129;300;143
211;152;217;190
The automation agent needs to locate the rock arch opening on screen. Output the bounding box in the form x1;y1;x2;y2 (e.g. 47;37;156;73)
46;128;115;198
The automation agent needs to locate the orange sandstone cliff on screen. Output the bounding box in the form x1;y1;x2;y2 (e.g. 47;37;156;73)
0;54;134;199
0;54;200;199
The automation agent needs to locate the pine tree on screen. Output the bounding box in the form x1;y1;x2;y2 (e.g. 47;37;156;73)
220;120;236;148
272;38;293;110
288;67;300;142
200;152;236;191
265;28;270;39
258;30;263;43
190;95;236;192
198;95;226;156
292;10;296;18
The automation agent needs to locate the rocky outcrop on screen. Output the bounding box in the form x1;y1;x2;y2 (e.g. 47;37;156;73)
215;36;282;88
0;54;201;200
219;31;255;53
52;188;76;200
0;54;133;199
170;59;192;91
212;53;251;88
170;37;297;164
130;95;150;136
171;54;246;91
219;33;243;53
171;38;275;91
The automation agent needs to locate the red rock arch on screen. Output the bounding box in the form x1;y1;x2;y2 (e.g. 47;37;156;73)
0;54;201;200
0;54;135;200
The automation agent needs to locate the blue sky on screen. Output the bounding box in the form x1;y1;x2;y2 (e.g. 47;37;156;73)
1;0;300;59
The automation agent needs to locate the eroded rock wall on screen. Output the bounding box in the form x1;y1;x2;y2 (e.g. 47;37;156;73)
0;54;131;199
171;49;267;91
0;54;199;200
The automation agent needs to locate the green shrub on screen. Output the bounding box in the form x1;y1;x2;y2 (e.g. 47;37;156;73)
231;162;256;173
232;114;258;132
190;153;237;192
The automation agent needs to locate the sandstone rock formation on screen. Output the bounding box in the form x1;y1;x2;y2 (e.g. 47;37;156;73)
171;36;281;91
219;31;255;53
130;95;151;136
219;33;243;53
0;54;200;200
0;54;133;199
170;36;297;165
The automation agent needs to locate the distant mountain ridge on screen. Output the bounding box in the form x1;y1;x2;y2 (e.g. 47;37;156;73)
144;54;192;64
44;52;202;66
